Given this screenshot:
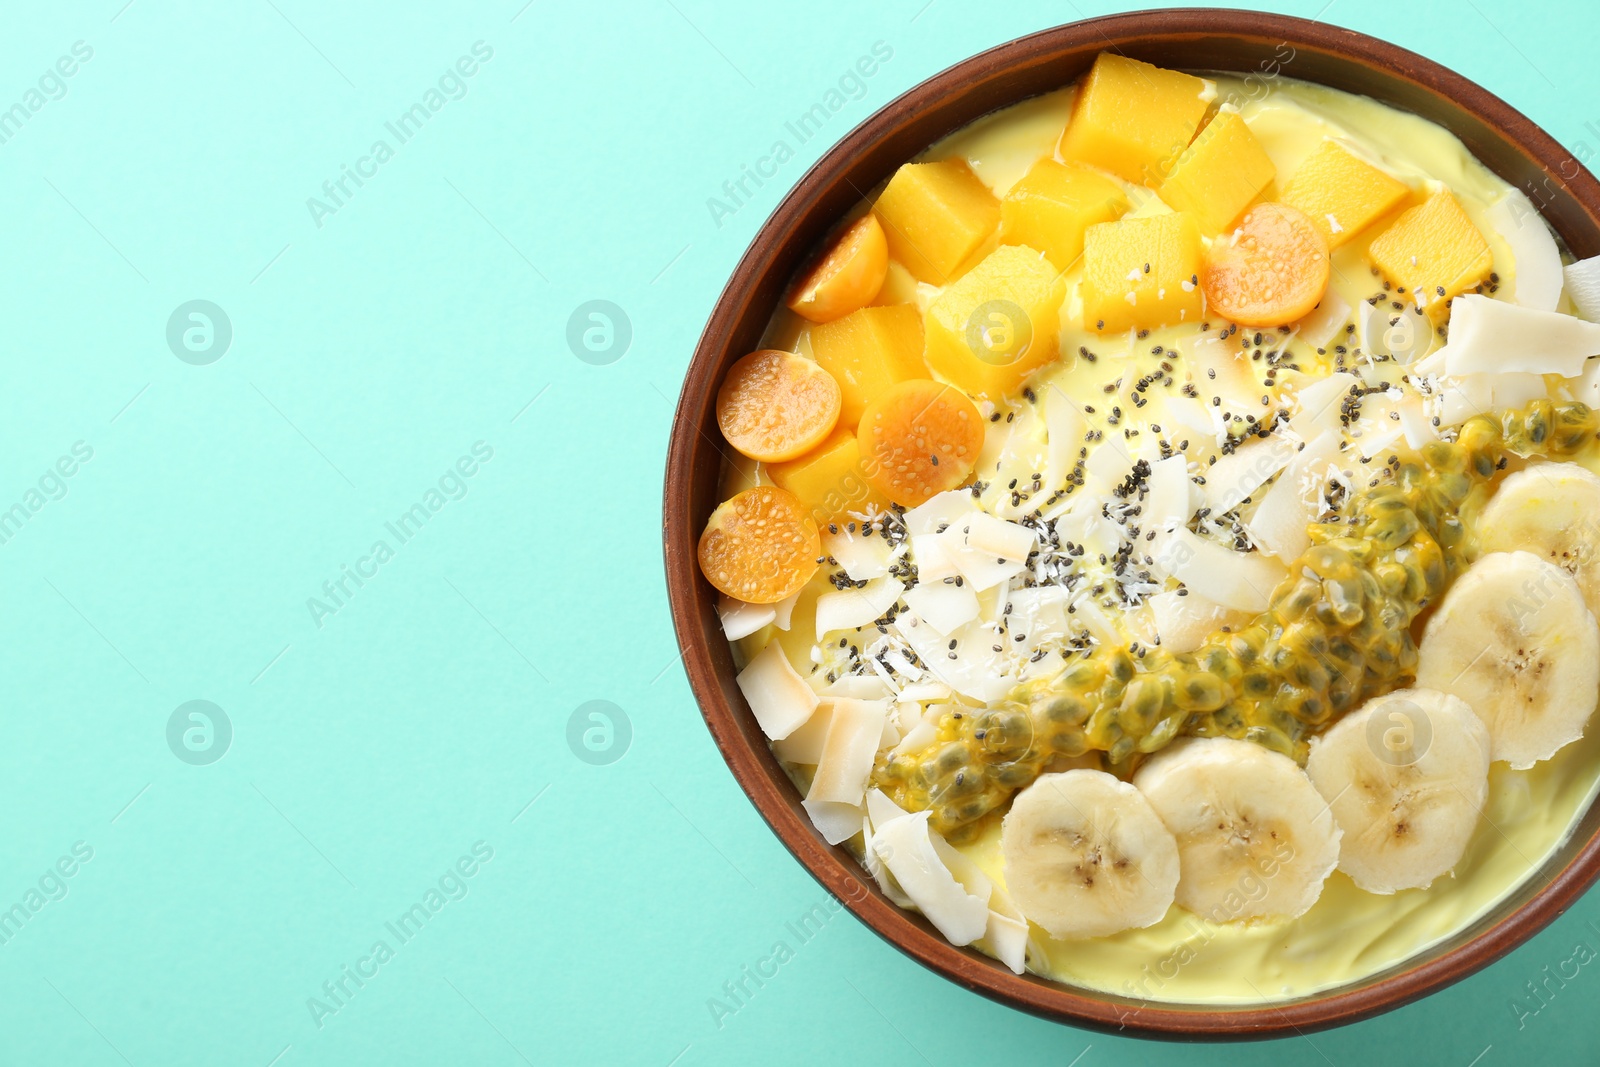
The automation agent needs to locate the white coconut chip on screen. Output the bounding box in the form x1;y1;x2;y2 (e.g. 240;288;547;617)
941;511;1036;592
890;706;944;756
1202;434;1298;514
1437;294;1600;378
1569;358;1600;407
1043;383;1089;494
718;595;776;641
1153;527;1287;613
771;591;799;631
903;489;976;536
1565;255;1600;322
814;577;905;639
1246;431;1340;561
772;702;830;764
984;907;1031;975
1142;454;1194;533
1289;372;1360;440
1357;298;1433;364
802;799;865;845
1295;289;1353;350
807;697;889;808
904;580;980;636
823;527;893;581
1163;392;1221;443
823;674;893;700
870;811;990;946
736;641;818;741
1147;588;1250;653
1486;188;1564;312
892;614;1012;703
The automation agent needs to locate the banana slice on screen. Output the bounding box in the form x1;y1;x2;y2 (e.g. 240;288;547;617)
1133;738;1340;922
1476;463;1600;616
999;770;1179;940
1305;688;1491;894
1415;550;1600;768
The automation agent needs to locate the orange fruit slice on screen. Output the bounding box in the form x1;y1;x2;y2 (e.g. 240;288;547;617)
787;214;890;323
1200;202;1331;327
858;379;984;507
697;486;821;604
716;350;842;463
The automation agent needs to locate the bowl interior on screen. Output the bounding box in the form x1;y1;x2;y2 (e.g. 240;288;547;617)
663;9;1600;1037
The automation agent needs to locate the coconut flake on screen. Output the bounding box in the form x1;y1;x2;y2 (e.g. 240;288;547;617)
772;702;831;764
1043;383;1088;494
772;591;799;631
1566;256;1600;322
823;527;892;581
985;908;1030;975
1246;431;1340;560
807;697;889;807
1202;434;1298;514
1295;289;1353;350
904;580;980;635
1146;588;1249;653
1439;294;1600;377
1289;372;1360;440
718;595;776;641
942;511;1036;592
903;490;976;536
870;811;990;946
815;577;905;639
1143;454;1193;533
736;641;819;740
1153;528;1286;613
802;799;865;845
1487;188;1563;311
892;614;1012;703
1357;299;1433;364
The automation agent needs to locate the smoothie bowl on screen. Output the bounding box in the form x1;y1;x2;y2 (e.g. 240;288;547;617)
663;10;1600;1036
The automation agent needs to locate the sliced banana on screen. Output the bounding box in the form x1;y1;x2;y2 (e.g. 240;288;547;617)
999;770;1179;940
1415;550;1600;768
1306;688;1491;894
1133;737;1340;922
1476;462;1600;617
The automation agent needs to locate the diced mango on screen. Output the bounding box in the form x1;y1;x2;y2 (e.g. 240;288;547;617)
808;304;928;427
873;160;1000;285
1157;110;1275;234
1081;213;1203;333
768;427;890;524
1058;53;1211;186
999;159;1129;271
1281;140;1411;248
872;260;921;306
1368;191;1493;310
924;244;1066;399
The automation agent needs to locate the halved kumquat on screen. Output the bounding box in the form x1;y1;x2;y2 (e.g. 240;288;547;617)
787;214;890;323
858;379;984;507
697;485;821;604
1200;201;1331;327
716;349;842;463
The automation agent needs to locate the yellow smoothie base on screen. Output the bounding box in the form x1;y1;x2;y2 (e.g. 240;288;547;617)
739;73;1600;1003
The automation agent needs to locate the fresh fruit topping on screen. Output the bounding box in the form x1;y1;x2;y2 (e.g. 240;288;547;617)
1001;769;1181;939
1475;463;1600;617
809;303;928;427
1058;52;1211;186
1279;139;1410;249
698;485;821;604
1157;109;1276;235
1367;191;1491;312
923;243;1066;399
1306;688;1490;894
1415;550;1600;768
766;427;888;525
1200;201;1330;327
1081;212;1204;333
873;159;999;285
858;379;984;507
999;158;1128;270
1135;737;1341;922
787;214;890;323
715;349;842;462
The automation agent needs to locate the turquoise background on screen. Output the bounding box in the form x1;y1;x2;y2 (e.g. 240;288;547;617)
1;0;1597;1063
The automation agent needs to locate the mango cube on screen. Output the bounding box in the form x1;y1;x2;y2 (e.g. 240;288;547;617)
923;244;1066;399
1281;140;1411;248
808;304;927;428
1368;191;1493;310
1157;110;1275;234
768;428;889;524
873;160;999;285
1059;53;1211;186
1081;213;1203;333
999;159;1129;271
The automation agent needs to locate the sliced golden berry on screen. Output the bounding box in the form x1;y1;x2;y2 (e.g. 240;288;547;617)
716;350;842;463
697;486;821;604
1201;202;1330;327
787;214;890;323
858;379;984;507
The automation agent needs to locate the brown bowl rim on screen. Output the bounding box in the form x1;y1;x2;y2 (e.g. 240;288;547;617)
662;8;1600;1038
